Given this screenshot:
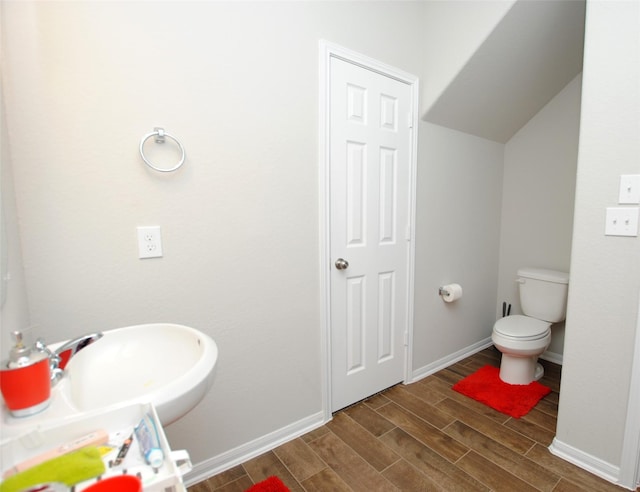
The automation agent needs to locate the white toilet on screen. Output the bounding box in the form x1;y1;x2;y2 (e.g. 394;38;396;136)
492;267;569;385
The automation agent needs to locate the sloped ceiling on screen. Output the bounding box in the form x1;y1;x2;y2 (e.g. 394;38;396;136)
424;0;585;143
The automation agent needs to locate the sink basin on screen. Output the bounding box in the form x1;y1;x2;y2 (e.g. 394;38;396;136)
0;323;218;436
63;323;218;425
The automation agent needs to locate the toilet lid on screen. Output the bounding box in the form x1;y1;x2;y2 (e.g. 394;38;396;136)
494;315;551;341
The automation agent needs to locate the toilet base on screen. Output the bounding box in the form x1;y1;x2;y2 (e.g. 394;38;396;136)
498;354;544;385
534;362;544;381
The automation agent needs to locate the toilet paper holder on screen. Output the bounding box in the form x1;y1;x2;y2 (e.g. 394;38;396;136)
438;283;463;302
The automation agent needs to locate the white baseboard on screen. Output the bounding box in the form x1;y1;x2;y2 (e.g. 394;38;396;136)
183;411;326;487
408;337;494;383
549;437;629;489
540;350;563;365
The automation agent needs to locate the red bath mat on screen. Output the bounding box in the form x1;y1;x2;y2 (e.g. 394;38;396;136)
452;365;551;418
246;476;290;492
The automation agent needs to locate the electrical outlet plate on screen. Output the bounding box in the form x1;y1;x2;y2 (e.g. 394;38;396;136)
605;207;639;237
619;175;640;204
137;226;163;258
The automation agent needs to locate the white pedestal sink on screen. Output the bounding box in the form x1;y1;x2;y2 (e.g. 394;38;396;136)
0;323;218;438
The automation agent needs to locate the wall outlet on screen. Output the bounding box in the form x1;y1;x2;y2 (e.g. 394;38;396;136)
137;226;163;258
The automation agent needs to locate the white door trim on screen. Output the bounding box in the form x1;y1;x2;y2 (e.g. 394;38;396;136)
318;40;419;421
619;287;640;489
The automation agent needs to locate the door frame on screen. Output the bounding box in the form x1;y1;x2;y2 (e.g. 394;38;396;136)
619;286;640;488
318;40;419;420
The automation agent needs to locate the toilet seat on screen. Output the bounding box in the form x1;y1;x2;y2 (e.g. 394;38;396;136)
493;315;550;341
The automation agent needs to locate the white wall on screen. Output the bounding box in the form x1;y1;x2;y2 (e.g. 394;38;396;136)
424;0;584;144
554;0;640;480
497;74;582;360
412;124;503;375
1;0;431;469
420;0;515;112
0;0;31;353
0;78;31;353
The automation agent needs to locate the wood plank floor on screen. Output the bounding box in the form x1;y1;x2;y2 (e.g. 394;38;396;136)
188;347;634;492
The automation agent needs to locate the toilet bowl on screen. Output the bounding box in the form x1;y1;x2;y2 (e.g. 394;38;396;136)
491;267;569;385
492;315;551;384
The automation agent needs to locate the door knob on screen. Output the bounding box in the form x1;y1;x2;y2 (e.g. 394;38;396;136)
335;258;349;270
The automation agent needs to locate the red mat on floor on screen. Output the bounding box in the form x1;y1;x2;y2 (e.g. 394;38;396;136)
245;476;290;492
452;365;551;418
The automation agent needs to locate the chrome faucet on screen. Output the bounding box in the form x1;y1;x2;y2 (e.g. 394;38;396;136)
34;332;103;384
53;332;103;369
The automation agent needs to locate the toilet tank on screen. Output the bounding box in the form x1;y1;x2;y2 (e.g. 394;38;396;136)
517;267;569;323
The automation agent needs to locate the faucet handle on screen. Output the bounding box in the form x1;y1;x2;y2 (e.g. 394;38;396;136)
34;337;51;353
34;338;63;384
34;338;60;362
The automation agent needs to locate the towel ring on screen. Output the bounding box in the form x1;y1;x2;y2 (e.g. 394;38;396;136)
139;127;186;173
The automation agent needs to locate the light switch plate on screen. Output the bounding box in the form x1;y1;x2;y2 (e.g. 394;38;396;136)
605;207;639;236
619;175;640;204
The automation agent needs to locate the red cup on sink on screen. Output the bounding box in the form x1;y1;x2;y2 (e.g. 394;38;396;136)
0;355;51;417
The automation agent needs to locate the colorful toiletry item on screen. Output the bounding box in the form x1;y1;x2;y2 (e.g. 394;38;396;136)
0;446;106;491
111;432;134;466
134;414;164;469
3;429;109;478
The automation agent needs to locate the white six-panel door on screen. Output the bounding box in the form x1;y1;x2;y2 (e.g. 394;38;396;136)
329;55;415;412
